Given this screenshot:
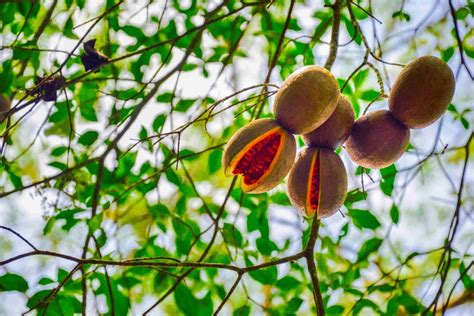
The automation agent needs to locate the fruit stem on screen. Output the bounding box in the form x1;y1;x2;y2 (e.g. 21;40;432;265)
304;218;325;316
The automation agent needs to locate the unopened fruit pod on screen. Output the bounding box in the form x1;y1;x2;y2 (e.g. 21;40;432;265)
302;95;354;150
273;66;340;135
389;56;455;129
345;110;410;169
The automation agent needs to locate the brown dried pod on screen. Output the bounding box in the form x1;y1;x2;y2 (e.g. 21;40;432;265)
287;147;347;218
222;118;296;194
273;66;340;135
80;39;109;72
302;95;354;149
389;56;455;129
28;75;65;102
0;95;11;122
345;110;410;169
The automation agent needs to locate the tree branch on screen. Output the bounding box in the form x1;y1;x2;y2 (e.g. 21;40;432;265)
324;0;343;71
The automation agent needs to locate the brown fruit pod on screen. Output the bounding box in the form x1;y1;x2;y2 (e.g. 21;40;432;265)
287;147;347;218
0;95;11;122
302;95;354;149
345;110;410;169
389;56;455;129
273;66;340;135
222;118;296;194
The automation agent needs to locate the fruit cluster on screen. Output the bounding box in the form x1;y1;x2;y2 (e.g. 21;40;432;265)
222;56;455;219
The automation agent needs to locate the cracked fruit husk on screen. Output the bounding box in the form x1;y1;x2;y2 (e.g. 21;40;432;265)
287;147;347;218
389;56;455;129
302;95;354;149
273;66;340;135
222;118;296;194
345;110;410;169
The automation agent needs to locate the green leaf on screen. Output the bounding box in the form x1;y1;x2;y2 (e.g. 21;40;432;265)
48;161;67;171
464;29;474;58
208;149;222;174
222;223;243;247
49;102;69;123
460;116;470;129
390;204;400;224
349;209;381;230
175;99;195;112
246;256;277;285
122;25;146;40
357;238;383;261
270;192;291;206
156;92;174;103
50;146;68;157
327;305;345;314
256;236;278;256
456;7;470;19
27;290;52;309
182;64;198;71
392;11;411;22
344;188;368;205
64;15;78;39
88;213;103;233
360;89;380;101
397;293;422;313
233;305;251;316
152;114;167;132
78;130;99;146
248;266;278;285
165;168;181;186
0;273;29;292
353;69;369;87
247;205;269;238
38;277;55;285
174;284;213;316
342;15;362;45
116;88;140;100
380;164;397;196
354;298;379;314
285;297;303;313
460;262;474;290
276;276;300;290
441;47;455;62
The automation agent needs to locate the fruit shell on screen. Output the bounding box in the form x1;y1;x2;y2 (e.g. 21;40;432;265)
389;55;455;129
287;147;347;218
273;66;340;135
222;118;296;194
302;95;354;149
345;110;410;169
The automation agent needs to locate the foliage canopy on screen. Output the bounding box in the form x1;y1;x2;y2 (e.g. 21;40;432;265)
0;0;473;315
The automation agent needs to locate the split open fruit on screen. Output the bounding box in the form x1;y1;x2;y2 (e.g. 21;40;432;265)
222;118;296;194
302;95;354;149
345;110;410;169
287;147;347;218
389;56;455;129
273;66;340;135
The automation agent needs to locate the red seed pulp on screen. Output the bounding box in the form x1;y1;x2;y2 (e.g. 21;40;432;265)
309;151;321;210
232;133;281;185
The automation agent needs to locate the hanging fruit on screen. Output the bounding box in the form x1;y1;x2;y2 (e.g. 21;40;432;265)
273;66;340;135
222;118;296;194
287;147;347;218
302;95;354;150
345;110;410;169
389;56;455;129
